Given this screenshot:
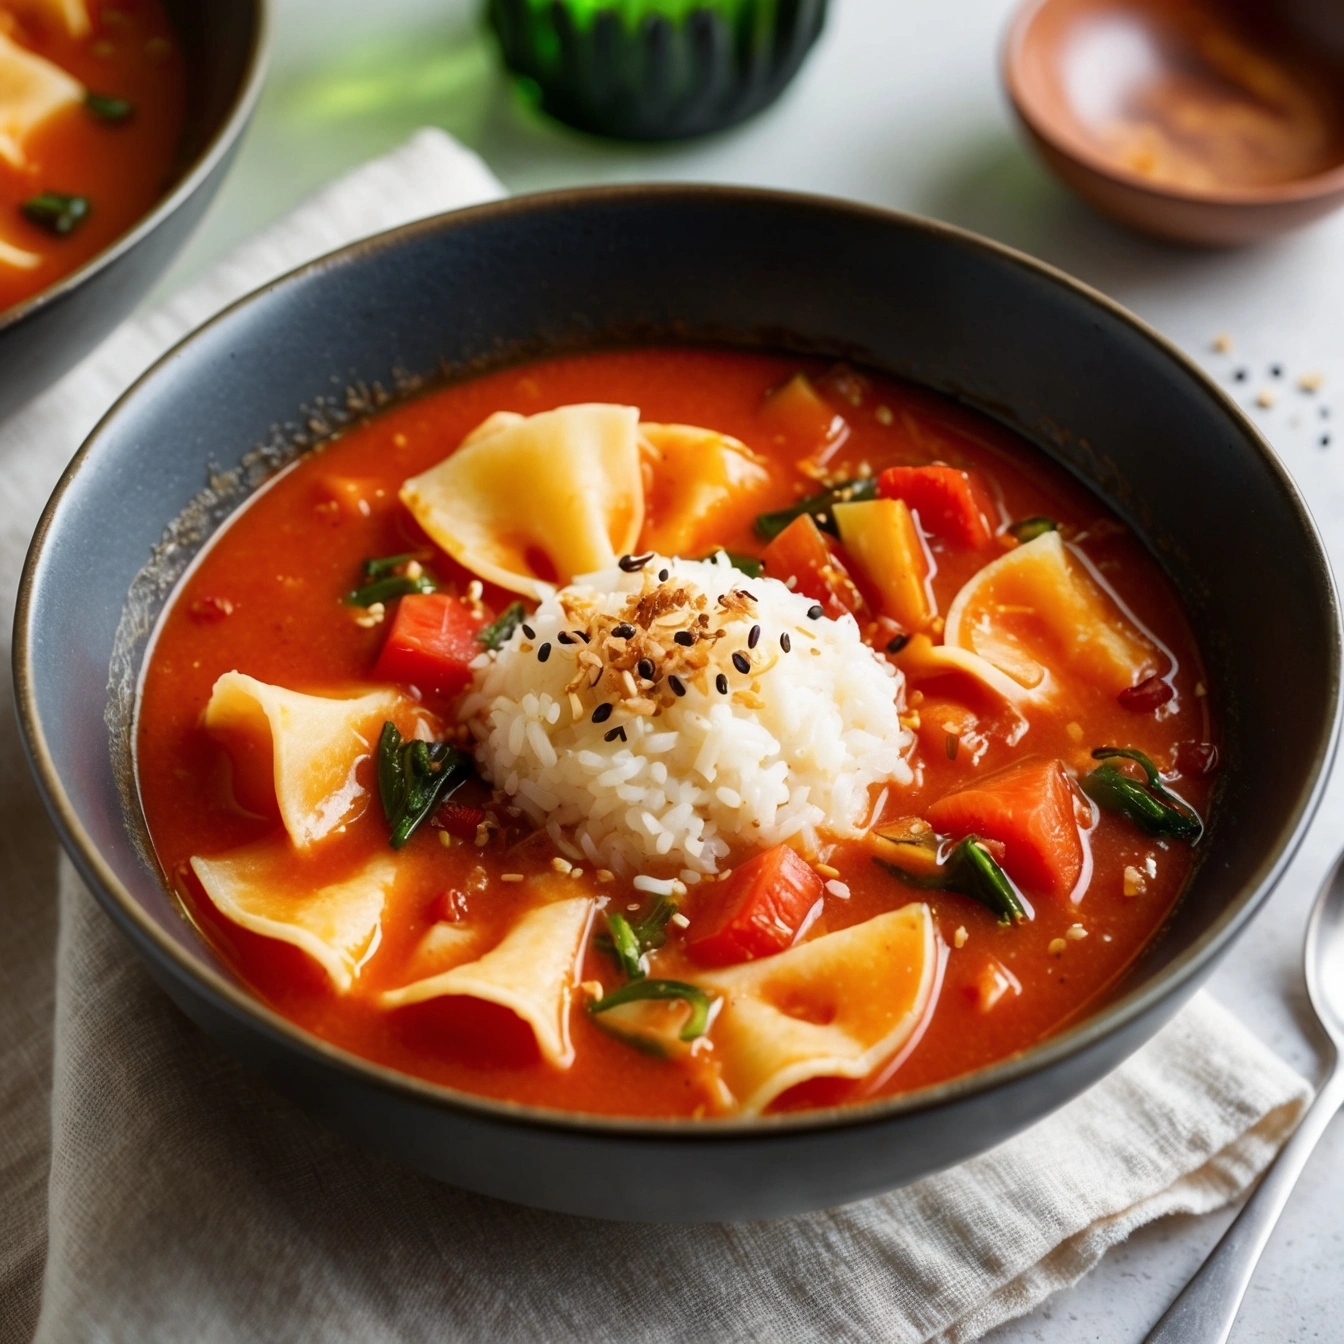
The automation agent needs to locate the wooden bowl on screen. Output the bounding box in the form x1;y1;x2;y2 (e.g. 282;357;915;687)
1004;0;1344;244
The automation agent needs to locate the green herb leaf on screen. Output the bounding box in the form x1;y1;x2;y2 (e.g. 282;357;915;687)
375;721;473;848
594;894;679;979
587;979;715;1042
1008;516;1057;543
363;552;419;579
344;572;436;607
86;91;135;123
476;601;526;651
1082;747;1203;842
21;192;90;237
754;476;879;540
877;835;1030;925
697;551;765;578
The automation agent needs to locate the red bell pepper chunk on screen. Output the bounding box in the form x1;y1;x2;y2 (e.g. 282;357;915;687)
373;592;488;698
760;513;867;620
877;465;997;548
686;845;825;968
926;757;1083;901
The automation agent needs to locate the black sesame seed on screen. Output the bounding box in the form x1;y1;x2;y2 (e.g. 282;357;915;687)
1322;434;1332;448
556;631;574;644
716;673;729;695
637;658;655;679
612;623;636;639
1270;364;1284;378
658;568;669;581
732;652;751;674
521;624;536;640
748;624;761;649
591;703;614;723
618;553;654;572
886;633;910;654
604;725;627;742
740;590;758;602
1233;368;1248;382
780;632;792;652
668;675;686;697
674;630;695;647
807;604;824;620
537;643;552;662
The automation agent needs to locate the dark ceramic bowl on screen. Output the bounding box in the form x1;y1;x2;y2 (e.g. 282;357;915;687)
0;1;268;424
14;187;1340;1222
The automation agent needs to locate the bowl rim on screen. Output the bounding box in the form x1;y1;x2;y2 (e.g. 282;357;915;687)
1002;0;1344;211
0;0;271;337
15;183;1342;1142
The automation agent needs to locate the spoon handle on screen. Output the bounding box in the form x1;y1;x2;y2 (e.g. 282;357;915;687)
1143;1061;1344;1344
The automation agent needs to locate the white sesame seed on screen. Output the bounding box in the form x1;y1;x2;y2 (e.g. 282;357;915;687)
570;867;584;879
596;869;615;883
466;580;483;602
501;873;525;883
1065;924;1088;941
551;856;573;874
670;911;691;929
1048;938;1067;956
953;926;968;948
437;830;454;848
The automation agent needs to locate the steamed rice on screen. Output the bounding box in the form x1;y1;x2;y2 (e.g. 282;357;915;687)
459;554;914;875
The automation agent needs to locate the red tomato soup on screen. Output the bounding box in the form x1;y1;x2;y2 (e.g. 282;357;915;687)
136;349;1218;1120
0;1;186;312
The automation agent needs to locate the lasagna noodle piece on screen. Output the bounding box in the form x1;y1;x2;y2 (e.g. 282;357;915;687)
0;238;40;271
191;846;396;993
941;530;1160;698
379;896;594;1068
697;903;938;1115
0;29;85;169
637;423;771;556
399;403;644;601
204;671;407;851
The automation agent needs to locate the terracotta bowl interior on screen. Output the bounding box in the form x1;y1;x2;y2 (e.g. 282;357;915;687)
1007;0;1344;205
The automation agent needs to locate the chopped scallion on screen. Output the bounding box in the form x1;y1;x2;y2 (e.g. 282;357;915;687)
594;893;678;979
344;572;436;607
587;979;715;1042
21;192;90;237
363;552;419;579
877;835;1029;925
476;601;526;651
1008;516;1057;543
86;91;135;123
696;551;765;578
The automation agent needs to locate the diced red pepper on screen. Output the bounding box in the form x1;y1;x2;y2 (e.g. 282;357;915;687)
1117;674;1174;713
436;800;486;841
760;514;867;620
686;845;824;968
1174;741;1220;777
373;592;488;698
877;464;997;548
927;757;1084;902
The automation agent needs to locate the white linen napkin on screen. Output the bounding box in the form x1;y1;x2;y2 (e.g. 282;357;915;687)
0;129;1310;1344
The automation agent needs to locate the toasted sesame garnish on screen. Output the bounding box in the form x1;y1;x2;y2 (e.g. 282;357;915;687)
501;872;525;883
1212;333;1232;353
1257;389;1277;408
1066;721;1084;743
1048;938;1067;956
1299;371;1324;393
438;830;454;849
1194;681;1207;697
671;879;688;897
875;405;894;426
596;869;615;883
352;600;386;629
1065;923;1088;941
670;911;691;929
815;863;841;879
551;856;573;874
953;926;968;948
580;979;604;999
1123;865;1146;897
570;867;584;879
474;822;491;848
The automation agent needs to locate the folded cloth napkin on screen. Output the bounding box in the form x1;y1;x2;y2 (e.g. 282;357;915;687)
0;129;1311;1344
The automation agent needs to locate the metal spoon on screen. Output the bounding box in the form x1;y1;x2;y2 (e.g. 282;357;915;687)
1144;851;1344;1344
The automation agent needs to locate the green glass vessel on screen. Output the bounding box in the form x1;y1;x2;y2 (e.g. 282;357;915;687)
486;0;829;140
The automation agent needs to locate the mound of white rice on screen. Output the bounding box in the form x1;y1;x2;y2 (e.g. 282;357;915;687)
458;553;914;876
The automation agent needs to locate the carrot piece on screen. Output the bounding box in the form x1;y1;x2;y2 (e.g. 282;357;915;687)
760;373;848;461
926;757;1083;901
760;513;867;619
373;592;488;697
686;845;824;967
877;465;997;548
312;475;391;521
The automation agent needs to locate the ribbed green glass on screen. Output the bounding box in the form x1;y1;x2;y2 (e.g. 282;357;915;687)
486;0;829;140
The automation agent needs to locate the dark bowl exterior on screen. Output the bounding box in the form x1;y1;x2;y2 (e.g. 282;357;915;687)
15;187;1341;1221
0;0;268;424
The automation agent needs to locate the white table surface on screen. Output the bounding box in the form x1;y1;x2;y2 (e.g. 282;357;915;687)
151;1;1344;1338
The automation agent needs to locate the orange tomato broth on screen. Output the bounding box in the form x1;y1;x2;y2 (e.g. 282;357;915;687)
135;348;1217;1119
0;1;185;312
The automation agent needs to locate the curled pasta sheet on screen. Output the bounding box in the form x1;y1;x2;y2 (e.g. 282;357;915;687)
638;423;771;556
204;671;413;851
0;29;84;169
942;530;1160;699
9;0;92;37
697;903;938;1115
400;404;643;600
191;845;396;993
380;896;594;1068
